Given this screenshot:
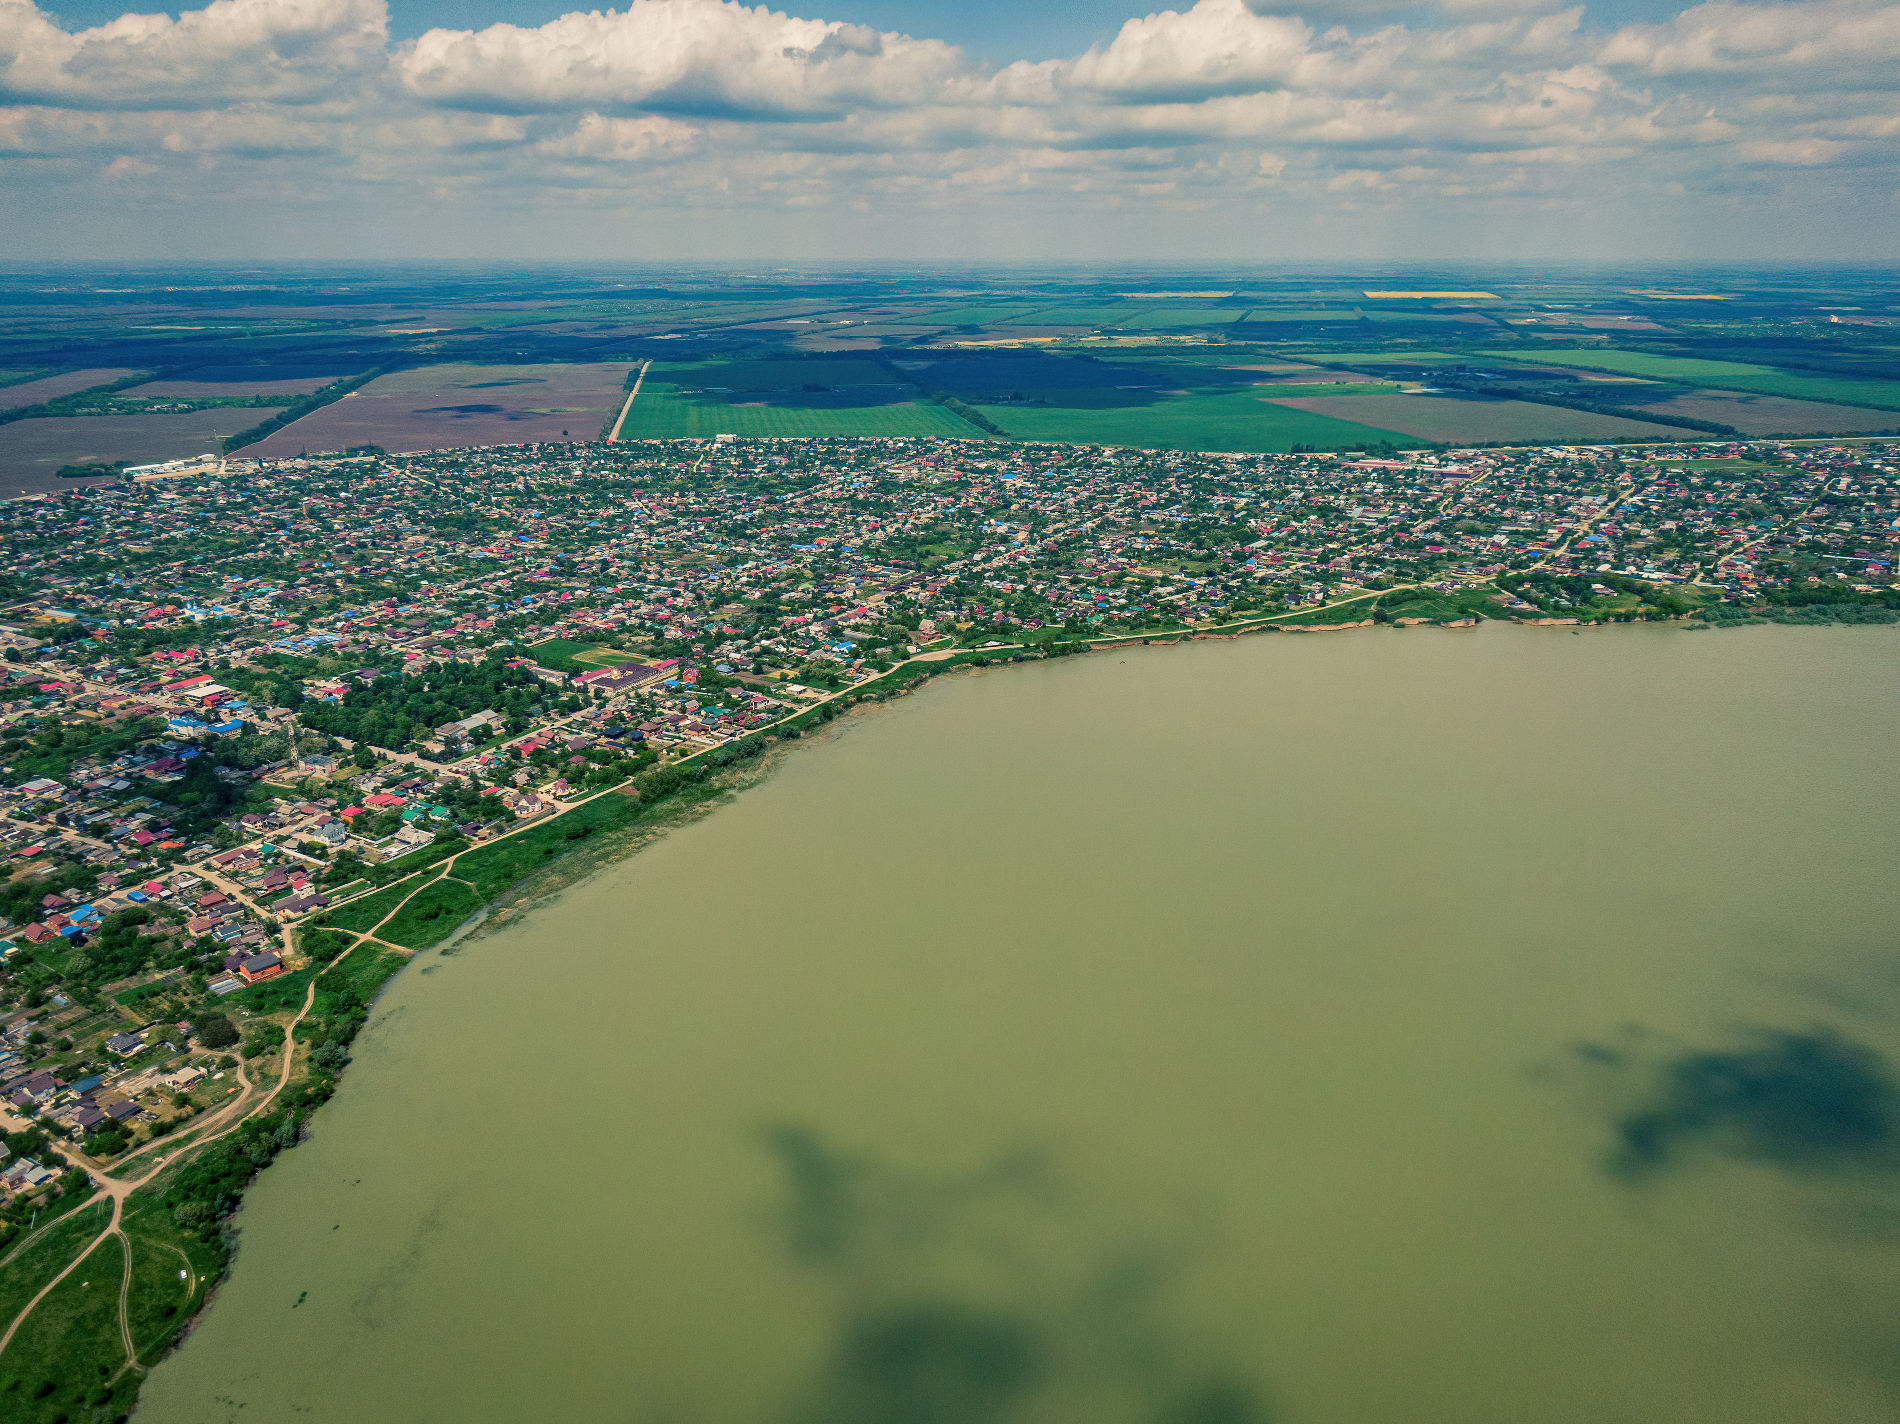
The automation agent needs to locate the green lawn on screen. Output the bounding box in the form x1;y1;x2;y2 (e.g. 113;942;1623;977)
617;385;986;439
526;637;623;672
974;391;1416;452
1483;349;1900;410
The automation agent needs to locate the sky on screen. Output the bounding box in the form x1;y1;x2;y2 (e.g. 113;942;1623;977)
2;0;1897;262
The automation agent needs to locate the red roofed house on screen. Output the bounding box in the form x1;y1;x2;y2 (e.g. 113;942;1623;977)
237;952;284;984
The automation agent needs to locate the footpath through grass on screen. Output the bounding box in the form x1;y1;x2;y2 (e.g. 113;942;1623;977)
0;1236;125;1424
118;1190;223;1370
0;1200;110;1347
379;878;483;949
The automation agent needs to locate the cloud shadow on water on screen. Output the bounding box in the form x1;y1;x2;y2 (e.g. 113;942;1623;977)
1593;1028;1900;1181
759;1123;1273;1424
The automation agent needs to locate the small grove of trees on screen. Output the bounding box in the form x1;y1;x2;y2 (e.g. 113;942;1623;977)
296;655;555;752
195;1012;239;1049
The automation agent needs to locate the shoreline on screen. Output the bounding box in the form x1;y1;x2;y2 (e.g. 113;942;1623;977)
5;613;1893;1419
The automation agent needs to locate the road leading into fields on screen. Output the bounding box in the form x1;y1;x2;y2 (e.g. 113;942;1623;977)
607;361;651;443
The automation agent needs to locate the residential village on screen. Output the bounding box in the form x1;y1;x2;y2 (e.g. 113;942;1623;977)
0;430;1894;1228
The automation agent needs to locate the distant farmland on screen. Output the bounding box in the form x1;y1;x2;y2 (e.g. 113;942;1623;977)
611;357;988;439
130;367;356;398
241;363;631;456
1609;390;1900;436
1484;349;1900;411
618;384;981;439
975;391;1413;452
0;369;143;408
1264;392;1688;444
0;408;286;496
1121;307;1254;328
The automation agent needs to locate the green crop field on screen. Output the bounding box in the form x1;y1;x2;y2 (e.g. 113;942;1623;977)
1001;305;1149;326
973;391;1415;452
1297;351;1474;364
617;384;986;439
910;305;1058;326
1248;382;1404;397
1483;349;1900;410
1121;307;1254;328
1265;392;1687;444
671;357;896;389
1233;310;1367;323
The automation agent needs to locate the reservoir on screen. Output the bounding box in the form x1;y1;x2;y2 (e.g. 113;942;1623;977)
139;624;1900;1424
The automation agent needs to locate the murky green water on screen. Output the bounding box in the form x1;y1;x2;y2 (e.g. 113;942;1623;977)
140;625;1900;1424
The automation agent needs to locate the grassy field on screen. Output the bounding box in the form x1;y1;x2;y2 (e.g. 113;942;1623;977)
0;1231;125;1423
316;943;408;1000
1484;349;1900;410
618;384;985;439
1377;586;1503;623
313;878;422;937
0;1201;110;1336
230;963;316;1013
527;637;627;672
1265;594;1383;626
973;391;1414;452
454;794;646;902
378;878;483;950
118;1190;223;1370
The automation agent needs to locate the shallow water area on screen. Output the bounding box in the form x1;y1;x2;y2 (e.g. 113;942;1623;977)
138;624;1900;1424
